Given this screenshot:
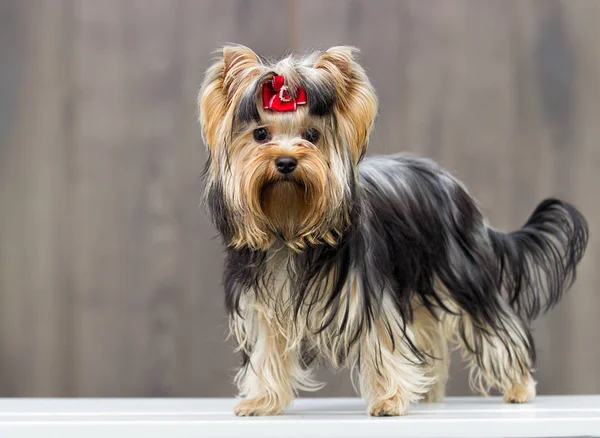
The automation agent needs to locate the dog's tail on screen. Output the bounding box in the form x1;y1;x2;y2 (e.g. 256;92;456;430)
488;198;588;321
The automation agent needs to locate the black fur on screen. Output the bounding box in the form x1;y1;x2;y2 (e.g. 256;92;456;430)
489;198;588;321
302;78;337;117
214;154;588;374
234;94;260;125
234;73;271;125
205;177;235;242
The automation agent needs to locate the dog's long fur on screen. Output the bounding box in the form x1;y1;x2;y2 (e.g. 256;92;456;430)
198;45;589;416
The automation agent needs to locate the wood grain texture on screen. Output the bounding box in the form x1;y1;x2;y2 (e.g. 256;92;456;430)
0;0;73;396
0;0;598;397
70;0;185;396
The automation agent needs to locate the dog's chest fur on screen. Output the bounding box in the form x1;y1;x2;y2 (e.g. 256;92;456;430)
239;247;367;366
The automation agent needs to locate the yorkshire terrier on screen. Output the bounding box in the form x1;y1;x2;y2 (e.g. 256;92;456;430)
198;45;588;416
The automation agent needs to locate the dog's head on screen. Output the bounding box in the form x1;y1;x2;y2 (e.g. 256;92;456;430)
199;45;378;251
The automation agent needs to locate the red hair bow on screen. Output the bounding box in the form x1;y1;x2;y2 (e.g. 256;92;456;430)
262;75;307;112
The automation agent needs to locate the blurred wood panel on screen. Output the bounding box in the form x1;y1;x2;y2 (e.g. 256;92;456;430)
0;0;598;397
526;0;600;393
0;0;73;396
71;0;185;396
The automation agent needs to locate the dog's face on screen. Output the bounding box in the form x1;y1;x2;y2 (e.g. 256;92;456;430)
199;45;377;251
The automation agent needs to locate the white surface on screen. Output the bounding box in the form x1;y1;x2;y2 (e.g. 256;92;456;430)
0;396;598;438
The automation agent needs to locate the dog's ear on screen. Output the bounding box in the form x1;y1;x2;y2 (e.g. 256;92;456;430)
222;45;260;94
314;46;355;78
314;47;378;163
198;45;260;152
223;45;258;76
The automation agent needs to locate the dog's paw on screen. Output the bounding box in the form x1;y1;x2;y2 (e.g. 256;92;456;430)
233;396;284;416
368;397;409;417
503;377;536;404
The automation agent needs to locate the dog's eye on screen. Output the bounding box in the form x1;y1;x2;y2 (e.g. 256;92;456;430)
253;127;271;143
302;128;320;144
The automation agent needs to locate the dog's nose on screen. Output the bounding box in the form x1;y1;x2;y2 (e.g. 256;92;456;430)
275;156;297;174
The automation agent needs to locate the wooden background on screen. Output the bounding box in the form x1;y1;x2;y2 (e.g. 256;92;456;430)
0;0;598;397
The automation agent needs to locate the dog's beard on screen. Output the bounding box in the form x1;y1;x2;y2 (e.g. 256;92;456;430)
229;143;348;251
261;179;309;243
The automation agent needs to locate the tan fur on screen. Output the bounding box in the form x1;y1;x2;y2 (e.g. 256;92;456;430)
503;374;536;403
443;308;533;398
230;249;437;416
357;296;436;416
411;306;450;402
312;47;378;164
232;303;321;416
410;299;534;404
232;271;536;416
198;45;377;252
226;122;348;251
430;277;535;400
231;250;366;367
199;45;536;416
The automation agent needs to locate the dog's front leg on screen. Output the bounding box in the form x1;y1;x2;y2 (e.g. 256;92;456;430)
357;315;434;416
232;310;307;416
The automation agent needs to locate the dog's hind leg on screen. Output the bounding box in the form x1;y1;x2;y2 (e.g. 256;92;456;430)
442;295;536;403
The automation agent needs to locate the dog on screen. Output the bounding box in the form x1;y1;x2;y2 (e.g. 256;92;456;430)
198;45;588;416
